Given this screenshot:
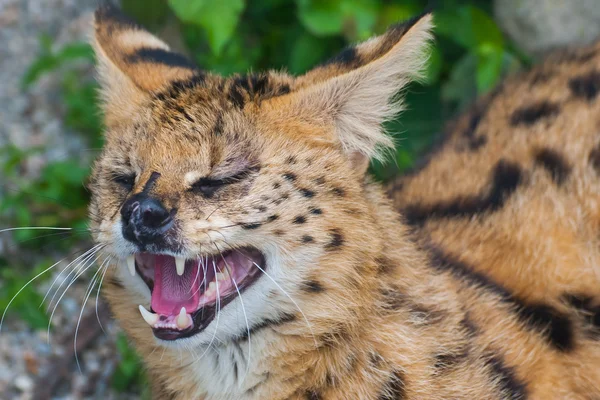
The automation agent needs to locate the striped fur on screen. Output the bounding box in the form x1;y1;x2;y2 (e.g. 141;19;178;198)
88;5;600;399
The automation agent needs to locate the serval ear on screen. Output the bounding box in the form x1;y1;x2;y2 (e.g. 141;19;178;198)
93;5;199;126
264;13;434;174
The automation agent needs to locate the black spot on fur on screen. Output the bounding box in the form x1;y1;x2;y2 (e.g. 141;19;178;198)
534;148;571;185
305;390;322;400
273;229;285;236
484;354;528;399
126;47;196;69
235;313;296;341
569;71;600;101
403;160;522;225
293;215;307;224
369;351;385;368
325;229;344;250
380;286;406;310
265;215;278;223
273;182;281;189
241;222;261;230
377;370;406;400
157;74;207;101
510;101;559;126
286;156;297;164
376;256;396;275
433;348;469;371
427;245;574;352
303;279;324;293
588;144;600;174
299;188;315;198
331;187;345;196
283;173;297;182
255;205;267;213
212;114;223;136
302;235;314;244
309;207;323;215
314;177;326;185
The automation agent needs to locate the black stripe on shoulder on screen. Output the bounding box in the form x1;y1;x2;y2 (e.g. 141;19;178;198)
126;47;197;69
484;354;528;400
426;245;574;352
533;148;571;185
377;370;406;400
403;160;522;226
510;101;559;127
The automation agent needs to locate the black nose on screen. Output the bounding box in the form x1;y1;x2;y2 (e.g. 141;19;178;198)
121;194;174;246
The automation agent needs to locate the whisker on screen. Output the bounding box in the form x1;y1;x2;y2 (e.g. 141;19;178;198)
74;256;111;373
47;246;105;340
95;257;113;333
193;259;222;363
0;254;74;333
236;250;318;347
44;244;104;309
215;243;251;380
0;227;72;234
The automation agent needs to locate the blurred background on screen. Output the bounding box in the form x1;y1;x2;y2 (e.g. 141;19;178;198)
1;0;598;398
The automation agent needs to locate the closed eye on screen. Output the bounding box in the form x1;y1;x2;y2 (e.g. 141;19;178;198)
190;166;260;198
111;172;136;191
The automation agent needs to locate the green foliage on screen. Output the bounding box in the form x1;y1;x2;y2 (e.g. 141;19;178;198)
111;333;150;397
0;257;52;329
3;0;530;393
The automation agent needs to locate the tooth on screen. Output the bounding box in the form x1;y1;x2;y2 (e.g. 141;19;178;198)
216;272;225;281
176;257;185;276
127;256;135;277
138;305;158;327
177;307;189;329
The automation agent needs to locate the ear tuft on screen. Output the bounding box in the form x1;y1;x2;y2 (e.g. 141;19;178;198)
93;4;202;126
272;13;434;169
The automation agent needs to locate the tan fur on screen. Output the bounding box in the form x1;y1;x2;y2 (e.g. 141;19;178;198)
89;5;600;399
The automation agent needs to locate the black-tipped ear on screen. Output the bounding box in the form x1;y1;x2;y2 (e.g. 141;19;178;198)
266;13;434;172
93;5;201;125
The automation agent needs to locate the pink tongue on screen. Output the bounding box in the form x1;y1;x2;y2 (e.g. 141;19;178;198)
151;255;201;316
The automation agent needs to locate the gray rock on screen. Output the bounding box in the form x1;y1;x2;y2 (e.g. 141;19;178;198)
494;0;600;57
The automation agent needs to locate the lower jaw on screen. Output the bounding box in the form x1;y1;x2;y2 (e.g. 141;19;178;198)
152;293;238;341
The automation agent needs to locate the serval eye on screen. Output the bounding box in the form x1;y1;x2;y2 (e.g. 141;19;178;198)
190;168;257;198
112;173;136;190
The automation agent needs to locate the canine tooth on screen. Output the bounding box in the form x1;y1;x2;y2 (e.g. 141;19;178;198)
138;305;158;327
127;256;136;277
175;257;185;276
177;307;189;329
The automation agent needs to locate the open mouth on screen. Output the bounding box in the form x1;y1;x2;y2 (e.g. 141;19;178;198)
128;247;265;341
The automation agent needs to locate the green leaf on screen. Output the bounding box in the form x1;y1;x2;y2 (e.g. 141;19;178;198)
121;0;170;31
296;0;378;39
168;0;245;55
289;31;329;74
435;6;504;51
441;53;478;112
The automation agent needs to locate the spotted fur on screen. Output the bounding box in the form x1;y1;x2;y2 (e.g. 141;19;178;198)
89;5;600;400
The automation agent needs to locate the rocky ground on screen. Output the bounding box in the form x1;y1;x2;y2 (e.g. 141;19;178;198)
0;1;140;399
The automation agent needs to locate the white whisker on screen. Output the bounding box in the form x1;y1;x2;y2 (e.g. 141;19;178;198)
0;227;72;234
95;257;113;333
74;256;110;373
0;254;73;333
